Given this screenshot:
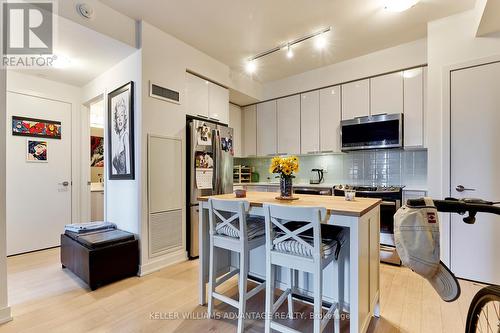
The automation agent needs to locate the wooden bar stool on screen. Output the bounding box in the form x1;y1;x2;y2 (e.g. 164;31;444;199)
263;204;345;333
207;198;266;333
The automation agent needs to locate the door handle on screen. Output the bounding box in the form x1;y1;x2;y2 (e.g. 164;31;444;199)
456;185;475;192
59;181;70;187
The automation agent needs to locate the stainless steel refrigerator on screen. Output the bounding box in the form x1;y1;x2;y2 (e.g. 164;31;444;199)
187;118;234;258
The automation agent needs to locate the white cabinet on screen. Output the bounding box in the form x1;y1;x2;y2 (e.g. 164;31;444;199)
229;103;242;157
186;72;229;124
242;105;257;157
342;79;370;119
403;67;424;147
186;73;209;118
208;82;229;124
277;95;301;155
319;86;341;152
300;91;320;154
257;100;277;156
370;72;403;115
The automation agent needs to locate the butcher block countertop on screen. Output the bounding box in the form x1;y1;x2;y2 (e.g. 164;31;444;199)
198;191;381;217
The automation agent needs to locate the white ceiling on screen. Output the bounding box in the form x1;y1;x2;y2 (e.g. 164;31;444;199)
99;0;475;83
14;15;137;87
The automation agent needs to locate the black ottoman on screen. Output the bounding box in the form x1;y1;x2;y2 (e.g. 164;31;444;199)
60;229;139;290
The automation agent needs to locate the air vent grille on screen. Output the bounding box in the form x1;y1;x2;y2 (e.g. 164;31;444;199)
149;82;180;104
149;209;182;256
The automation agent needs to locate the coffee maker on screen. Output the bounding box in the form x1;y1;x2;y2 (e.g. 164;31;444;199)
309;168;324;184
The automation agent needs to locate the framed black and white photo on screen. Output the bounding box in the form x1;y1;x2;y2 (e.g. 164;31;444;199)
108;81;134;180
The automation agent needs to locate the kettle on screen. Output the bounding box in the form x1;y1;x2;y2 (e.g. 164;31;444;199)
310;169;324;184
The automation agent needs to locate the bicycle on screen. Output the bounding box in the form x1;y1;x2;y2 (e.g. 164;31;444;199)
405;197;500;333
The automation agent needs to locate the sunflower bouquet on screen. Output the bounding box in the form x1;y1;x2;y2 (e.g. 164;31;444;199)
269;156;299;178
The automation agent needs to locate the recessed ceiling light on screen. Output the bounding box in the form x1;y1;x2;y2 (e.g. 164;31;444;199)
245;60;257;74
384;0;420;12
286;45;294;59
314;35;327;50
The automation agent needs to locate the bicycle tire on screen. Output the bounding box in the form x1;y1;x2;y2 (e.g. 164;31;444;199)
465;285;500;333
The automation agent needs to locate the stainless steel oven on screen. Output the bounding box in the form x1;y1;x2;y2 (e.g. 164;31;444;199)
341;113;403;151
334;185;402;265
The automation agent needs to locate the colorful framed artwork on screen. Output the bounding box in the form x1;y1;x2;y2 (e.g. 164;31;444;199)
12;116;61;139
108;81;134;180
26;140;48;162
90;136;104;167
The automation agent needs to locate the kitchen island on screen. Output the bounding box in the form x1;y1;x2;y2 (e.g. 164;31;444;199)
198;192;381;333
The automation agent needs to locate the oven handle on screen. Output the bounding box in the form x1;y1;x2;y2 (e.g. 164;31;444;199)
381;201;396;206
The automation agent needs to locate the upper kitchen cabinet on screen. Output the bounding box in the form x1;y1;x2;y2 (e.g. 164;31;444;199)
300;91;320;154
320;86;341;152
277;95;301;155
242;105;257;157
370;72;403;116
228;103;242;157
208;82;229;124
403;67;425;148
186;72;209;118
186;72;229;124
257;100;277;156
342;79;370;120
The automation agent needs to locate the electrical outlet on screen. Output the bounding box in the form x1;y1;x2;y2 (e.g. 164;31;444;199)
321;166;328;173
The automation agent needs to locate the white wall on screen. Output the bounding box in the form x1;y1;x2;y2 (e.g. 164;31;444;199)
138;21;253;274
6;71;83;224
83;50;142;236
426;7;500;265
0;68;12;324
262;39;427;100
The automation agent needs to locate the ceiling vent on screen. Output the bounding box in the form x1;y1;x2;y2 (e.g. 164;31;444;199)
149;81;180;104
76;3;94;20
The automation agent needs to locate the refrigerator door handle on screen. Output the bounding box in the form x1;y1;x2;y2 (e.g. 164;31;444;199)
212;128;220;194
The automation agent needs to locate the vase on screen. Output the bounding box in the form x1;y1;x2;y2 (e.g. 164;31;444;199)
280;176;293;198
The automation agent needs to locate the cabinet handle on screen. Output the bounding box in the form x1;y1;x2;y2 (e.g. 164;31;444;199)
307;151;319;155
209;117;219;121
320;150;335;153
197;114;209;119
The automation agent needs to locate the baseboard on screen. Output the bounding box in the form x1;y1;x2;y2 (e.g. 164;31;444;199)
139;250;187;276
0;306;12;325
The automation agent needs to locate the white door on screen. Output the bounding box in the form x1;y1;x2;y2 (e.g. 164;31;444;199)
277;95;300;155
450;61;500;284
6;92;72;255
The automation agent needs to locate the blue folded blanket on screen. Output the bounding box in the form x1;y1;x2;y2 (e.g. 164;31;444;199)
64;222;117;234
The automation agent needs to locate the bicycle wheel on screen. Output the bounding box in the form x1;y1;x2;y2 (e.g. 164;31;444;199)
465;285;500;333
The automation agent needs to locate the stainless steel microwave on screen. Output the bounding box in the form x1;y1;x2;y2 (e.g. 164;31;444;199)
340;113;403;151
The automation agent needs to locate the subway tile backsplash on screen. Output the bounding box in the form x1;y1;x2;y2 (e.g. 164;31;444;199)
236;149;427;188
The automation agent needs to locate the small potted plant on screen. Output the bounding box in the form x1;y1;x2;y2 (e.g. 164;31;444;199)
269;156;299;200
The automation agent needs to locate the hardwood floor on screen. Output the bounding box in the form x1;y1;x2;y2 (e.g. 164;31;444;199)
0;248;485;333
